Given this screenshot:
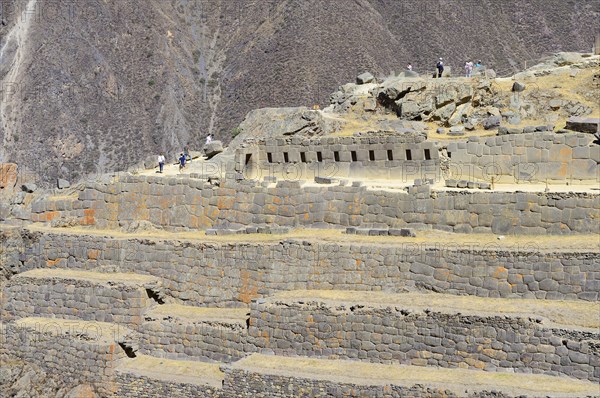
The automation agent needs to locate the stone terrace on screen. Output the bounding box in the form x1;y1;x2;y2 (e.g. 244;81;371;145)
2;119;599;396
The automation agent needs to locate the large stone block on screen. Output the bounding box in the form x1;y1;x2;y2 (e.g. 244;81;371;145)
565;117;599;134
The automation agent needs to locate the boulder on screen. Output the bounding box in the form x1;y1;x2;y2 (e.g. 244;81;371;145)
143;155;158;169
399;100;421;119
204;141;224;159
57;179;70;189
389;228;417;237
553;52;584;66
11;192;26;205
549;99;563;110
448;130;465;137
448;103;472;126
363;98;377;111
356;72;375;85
565;117;599;134
483;115;502;130
231;107;335;149
485;69;497;78
21;183;37;193
507;115;521;125
434;102;456;122
0;163;18;190
512;82;526;92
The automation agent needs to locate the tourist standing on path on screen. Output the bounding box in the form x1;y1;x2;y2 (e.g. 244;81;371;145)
465;61;474;77
436;58;444;78
158;153;165;173
179;153;186;172
407;63;413;71
205;134;213;145
184;144;191;163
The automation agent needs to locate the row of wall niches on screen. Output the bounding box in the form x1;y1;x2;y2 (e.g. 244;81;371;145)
264;149;434;163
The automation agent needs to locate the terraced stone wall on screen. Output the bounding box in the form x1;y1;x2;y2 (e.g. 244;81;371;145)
115;368;522;398
18;232;600;304
115;373;220;398
1;322;124;396
447;132;599;182
138;319;250;362
29;177;600;235
247;301;599;382
220;368;516;398
233;132;599;183
234;134;440;181
2;276;155;328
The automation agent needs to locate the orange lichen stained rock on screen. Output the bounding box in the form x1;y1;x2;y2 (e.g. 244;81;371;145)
83;209;96;225
0;163;18;190
493;266;508;279
87;250;100;260
238;270;259;304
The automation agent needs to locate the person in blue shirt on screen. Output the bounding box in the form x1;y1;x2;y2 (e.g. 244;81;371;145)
436;58;444;78
178;153;186;172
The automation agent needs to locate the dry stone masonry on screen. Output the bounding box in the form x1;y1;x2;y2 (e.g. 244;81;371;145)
1;54;600;397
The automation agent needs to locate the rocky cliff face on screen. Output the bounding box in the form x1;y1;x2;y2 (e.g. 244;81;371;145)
1;0;598;184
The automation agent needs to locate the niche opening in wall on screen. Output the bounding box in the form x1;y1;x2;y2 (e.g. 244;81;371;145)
369;150;375;161
387;150;394;161
317;152;323;162
300;152;307;163
267;153;273;163
334;151;340;162
405;149;412;161
284;152;289;163
245;153;252;165
424;149;431;160
351;151;357;162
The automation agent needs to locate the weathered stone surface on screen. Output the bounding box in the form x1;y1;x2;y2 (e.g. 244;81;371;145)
204;141;224;159
57;179;71;189
565;117;599;134
356;72;375;84
21;183;37;193
512;82;526;92
483;116;501;130
0;163;18;190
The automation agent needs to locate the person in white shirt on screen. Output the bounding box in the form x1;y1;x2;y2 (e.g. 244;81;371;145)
205;134;213;145
158;154;165;173
465;61;474;77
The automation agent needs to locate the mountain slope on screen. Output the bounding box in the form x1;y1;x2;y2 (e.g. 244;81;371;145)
1;0;598;183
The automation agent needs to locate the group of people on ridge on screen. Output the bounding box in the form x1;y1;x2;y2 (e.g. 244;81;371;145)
157;134;214;173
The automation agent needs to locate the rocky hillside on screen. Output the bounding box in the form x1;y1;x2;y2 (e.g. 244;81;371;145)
1;0;598;184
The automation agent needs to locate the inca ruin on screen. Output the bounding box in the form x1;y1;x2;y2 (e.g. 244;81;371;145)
1;2;599;397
